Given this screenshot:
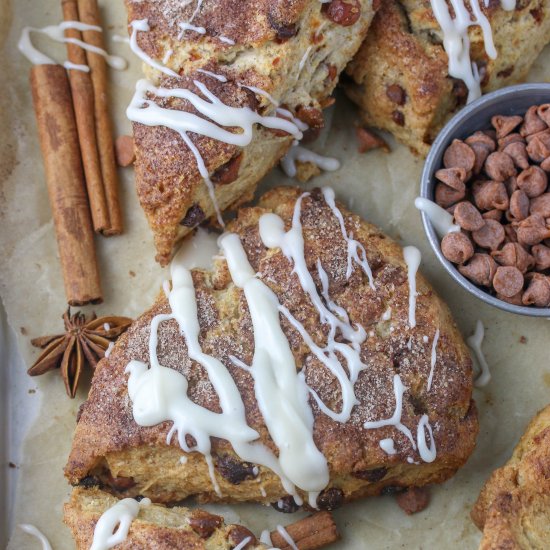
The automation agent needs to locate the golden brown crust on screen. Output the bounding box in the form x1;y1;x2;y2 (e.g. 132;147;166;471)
125;0;378;264
65;186;477;509
346;0;550;155
472;404;550;538
64;487;266;549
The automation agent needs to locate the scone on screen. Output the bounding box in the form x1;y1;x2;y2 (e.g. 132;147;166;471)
471;404;550;549
65;186;477;511
345;0;550;155
64;486;268;549
125;0;379;265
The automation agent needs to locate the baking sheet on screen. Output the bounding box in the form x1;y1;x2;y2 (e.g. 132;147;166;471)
1;1;550;548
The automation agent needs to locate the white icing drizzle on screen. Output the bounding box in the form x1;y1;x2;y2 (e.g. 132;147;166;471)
260;530;273;545
414;197;460;238
127;78;303;227
64;61;90;72
125;229;329;504
276;109;309;132
129;19;179;77
219;35;235;45
219;232;329;495
233;537;252;550
276;525;299;550
162;48;174;64
322;187;375;288
281;144;340;179
403;246;421;329
429;0;516;103
178;21;206;38
18;525;53;550
260;486;267;497
18;21;127;71
426;328;440;392
364;374;416;449
298;46;312;73
105;342;115;358
417;415;437;463
467;319;491;387
197;68;228;82
259;192;374;422
240;85;280;107
90;497;151;550
379;438;397;455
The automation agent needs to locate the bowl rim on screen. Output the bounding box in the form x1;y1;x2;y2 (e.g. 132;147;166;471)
420;83;550;318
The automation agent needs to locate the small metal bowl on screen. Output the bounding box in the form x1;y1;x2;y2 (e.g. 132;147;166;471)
420;83;550;317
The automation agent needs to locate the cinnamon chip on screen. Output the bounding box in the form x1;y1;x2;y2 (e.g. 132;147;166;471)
537;104;550;126
491;242;534;273
443;139;475;172
453;201;485;231
356;127;390;153
502;141;529;170
484;152;516;181
473;181;509;211
530;193;550;217
482;209;503;222
526;132;550;163
516;166;548;198
508;189;530;221
498;133;524;150
469;142;492;175
493;266;524;298
492;115;523;139
435;183;465;208
522;274;550;307
435;167;467;191
396;487;430;515
441;232;474;264
472;219;505;250
115;135;135;167
531;243;550;270
465;131;496;151
458;253;497;287
520;106;547;137
496;290;524;305
515;214;550;246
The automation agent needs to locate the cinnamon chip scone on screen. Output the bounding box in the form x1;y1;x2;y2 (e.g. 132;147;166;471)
124;0;379;264
345;0;550;155
472;404;550;549
64;486;267;549
65;186;477;511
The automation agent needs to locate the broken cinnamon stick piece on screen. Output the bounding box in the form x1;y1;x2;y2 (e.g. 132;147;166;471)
77;0;123;235
269;512;340;550
30;64;102;306
62;0;110;234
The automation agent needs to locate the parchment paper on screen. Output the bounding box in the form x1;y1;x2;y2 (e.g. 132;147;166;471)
1;1;549;548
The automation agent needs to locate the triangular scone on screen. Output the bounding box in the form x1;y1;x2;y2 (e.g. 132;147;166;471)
66;186;477;510
472;405;550;548
64;487;268;549
125;0;379;265
345;0;550;155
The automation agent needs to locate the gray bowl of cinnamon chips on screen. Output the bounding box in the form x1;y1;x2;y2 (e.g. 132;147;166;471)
421;83;550;317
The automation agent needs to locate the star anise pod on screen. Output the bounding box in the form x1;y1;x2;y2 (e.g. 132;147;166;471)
28;308;132;398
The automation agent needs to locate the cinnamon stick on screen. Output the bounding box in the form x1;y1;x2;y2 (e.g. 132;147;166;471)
30;64;103;306
62;0;110;234
270;512;340;550
77;0;123;235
